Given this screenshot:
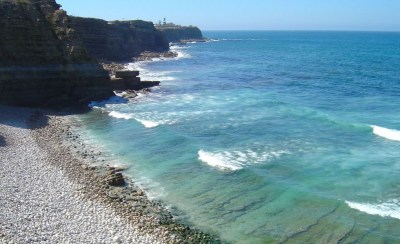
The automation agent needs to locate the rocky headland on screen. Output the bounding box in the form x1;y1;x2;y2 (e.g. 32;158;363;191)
156;23;205;43
0;0;205;107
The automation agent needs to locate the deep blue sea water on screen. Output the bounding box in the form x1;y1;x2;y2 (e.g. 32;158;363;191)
79;31;400;243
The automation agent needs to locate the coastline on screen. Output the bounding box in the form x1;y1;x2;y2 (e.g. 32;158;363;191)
0;105;218;243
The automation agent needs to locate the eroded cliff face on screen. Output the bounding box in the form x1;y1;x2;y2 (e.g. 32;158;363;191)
156;25;203;43
70;17;169;62
0;0;113;107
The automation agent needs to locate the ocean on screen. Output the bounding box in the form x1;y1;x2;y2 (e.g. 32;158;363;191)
78;31;400;243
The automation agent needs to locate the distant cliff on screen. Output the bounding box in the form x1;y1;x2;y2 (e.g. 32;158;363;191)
156;24;204;42
70;17;169;62
0;0;113;106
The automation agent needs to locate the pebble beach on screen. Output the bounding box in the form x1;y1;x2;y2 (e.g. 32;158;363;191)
0;105;216;243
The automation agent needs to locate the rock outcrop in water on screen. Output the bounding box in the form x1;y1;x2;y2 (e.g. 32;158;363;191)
111;70;160;91
69;17;169;62
156;23;204;43
0;0;114;107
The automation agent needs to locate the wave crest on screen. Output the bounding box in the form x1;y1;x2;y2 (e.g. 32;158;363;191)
136;119;161;128
371;125;400;142
346;200;400;220
109;111;133;120
198;149;287;172
198;150;243;171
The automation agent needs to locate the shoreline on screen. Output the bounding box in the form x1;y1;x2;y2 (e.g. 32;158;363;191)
0;105;219;243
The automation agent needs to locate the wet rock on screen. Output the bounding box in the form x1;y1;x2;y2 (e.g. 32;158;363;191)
122;90;138;99
106;171;125;187
133;51;178;62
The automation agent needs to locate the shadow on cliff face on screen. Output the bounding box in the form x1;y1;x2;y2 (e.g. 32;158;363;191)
0;135;6;147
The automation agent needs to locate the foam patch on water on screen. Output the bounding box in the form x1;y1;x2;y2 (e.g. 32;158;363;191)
176;50;191;59
198;149;287;171
89;94;128;108
371;125;400;142
135;119;161;128
108;112;173;128
198;150;243;171
126;62;178;82
170;46;191;59
109;111;134;120
346;200;400;220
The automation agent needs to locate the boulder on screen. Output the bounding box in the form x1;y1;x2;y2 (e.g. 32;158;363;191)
106;171;125;187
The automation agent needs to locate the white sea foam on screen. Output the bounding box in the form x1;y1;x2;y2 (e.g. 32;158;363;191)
198;150;243;171
126;62;178;82
135;119;161;128
109;111;134;120
135;177;167;200
371;125;400;142
175;50;191;59
346;200;400;220
198;149;287;171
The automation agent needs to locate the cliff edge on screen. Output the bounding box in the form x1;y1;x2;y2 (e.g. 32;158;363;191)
156;24;204;43
0;0;113;107
70;17;169;62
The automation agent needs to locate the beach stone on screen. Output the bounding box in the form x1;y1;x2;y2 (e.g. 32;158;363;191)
106;172;125;186
112;235;121;243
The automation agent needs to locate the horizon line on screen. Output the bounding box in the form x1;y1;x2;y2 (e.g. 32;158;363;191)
202;29;400;33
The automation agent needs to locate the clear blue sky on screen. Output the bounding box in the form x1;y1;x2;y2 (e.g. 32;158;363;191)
57;0;400;31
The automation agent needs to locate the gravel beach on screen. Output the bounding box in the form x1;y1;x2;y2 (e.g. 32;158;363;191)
0;105;217;243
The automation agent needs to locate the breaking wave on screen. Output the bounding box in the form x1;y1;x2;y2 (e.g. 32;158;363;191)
108;111;173;128
108;111;133;120
371;125;400;142
198;149;287;171
135;119;161;128
346;200;400;220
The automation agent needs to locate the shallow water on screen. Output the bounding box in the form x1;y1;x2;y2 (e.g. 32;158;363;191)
79;31;400;243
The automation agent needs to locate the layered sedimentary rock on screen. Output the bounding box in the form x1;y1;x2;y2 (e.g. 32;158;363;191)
111;70;160;91
156;24;204;42
69;17;169;62
0;0;113;106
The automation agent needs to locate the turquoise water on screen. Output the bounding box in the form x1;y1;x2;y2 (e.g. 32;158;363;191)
79;31;400;243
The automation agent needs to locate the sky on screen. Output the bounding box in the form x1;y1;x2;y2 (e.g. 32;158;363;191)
57;0;400;31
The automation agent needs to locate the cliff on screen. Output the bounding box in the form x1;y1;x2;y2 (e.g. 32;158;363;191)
0;0;113;107
156;24;204;43
69;17;169;62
